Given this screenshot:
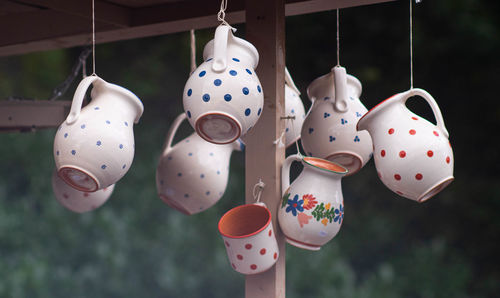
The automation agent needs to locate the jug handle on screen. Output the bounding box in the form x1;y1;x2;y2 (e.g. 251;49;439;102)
281;154;302;196
161;113;187;157
66;75;101;125
212;25;232;72
332;66;349;113
403;88;449;138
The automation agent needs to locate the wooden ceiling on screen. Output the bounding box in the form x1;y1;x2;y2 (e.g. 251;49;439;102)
1;0;393;57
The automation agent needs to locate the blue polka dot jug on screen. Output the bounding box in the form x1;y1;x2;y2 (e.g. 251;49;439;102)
284;67;306;147
53;75;144;192
183;25;264;144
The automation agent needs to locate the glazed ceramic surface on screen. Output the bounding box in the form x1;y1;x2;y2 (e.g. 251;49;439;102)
284;68;306;147
218;203;279;275
357;88;454;202
54;75;143;192
278;154;348;251
156;113;243;215
183;25;263;144
301;67;372;175
52;170;114;213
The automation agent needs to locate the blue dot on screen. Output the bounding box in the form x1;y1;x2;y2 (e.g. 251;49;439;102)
214;79;222;86
80;124;86;129
167;156;172;160
206;58;213;62
187;111;191;118
257;85;262;93
203;94;210;102
64;133;68;138
101;165;107;169
96;140;101;146
242;87;249;95
56;151;60;156
246;69;252;75
187;89;192;96
257;108;262;116
232;58;240;62
217;170;220;175
200;174;205;178
199;70;206;77
71;150;76;155
178;173;182;177
188;152;193;156
122;164;126;169
206;191;210;195
106;120;111;124
229;70;237;76
160;180;164;185
291;109;295;114
245;108;251;116
119;144;123;149
184;194;189;198
124;121;128;126
224;94;232;101
209;152;214;156
94;107;100;110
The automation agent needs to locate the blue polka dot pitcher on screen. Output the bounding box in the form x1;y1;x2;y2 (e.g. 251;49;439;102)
183;25;263;144
53;75;144;192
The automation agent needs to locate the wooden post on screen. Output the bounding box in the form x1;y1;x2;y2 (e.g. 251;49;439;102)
244;0;286;297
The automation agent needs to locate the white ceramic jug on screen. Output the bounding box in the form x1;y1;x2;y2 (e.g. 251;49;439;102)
284;68;306;147
183;25;263;144
54;75;144;192
278;154;347;251
156;113;243;215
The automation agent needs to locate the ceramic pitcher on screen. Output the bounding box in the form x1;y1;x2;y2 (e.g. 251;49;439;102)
278;154;348;251
284;67;306;147
301;67;372;175
156;113;243;215
54;75;144;192
357;88;454;202
183;25;263;144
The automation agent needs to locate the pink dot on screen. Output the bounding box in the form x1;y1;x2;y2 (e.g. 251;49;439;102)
63;193;69;199
381;150;386;157
260;248;266;255
399;151;406;158
415;173;423;180
245;244;252;250
274;252;278;260
83;193;89;197
388;128;395;135
412;116;418;120
446;156;451;164
232;263;236;269
433;131;439;137
427;150;434;157
225;241;230;247
268;230;272;237
409;129;416;135
237;254;243;260
250;264;257;270
394;174;401;181
396;191;404;195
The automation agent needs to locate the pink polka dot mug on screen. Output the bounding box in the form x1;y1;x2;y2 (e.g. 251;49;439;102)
357;88;454;202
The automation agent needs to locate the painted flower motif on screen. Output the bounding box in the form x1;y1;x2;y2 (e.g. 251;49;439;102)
286;194;304;216
334;204;344;225
297;212;313;228
325;203;331;210
281;191;290;208
302;194;317;210
321;218;328;226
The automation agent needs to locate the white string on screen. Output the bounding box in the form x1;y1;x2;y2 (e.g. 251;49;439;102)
252;179;266;203
336;9;340;66
217;0;231;26
409;0;413;89
92;0;96;76
190;29;196;73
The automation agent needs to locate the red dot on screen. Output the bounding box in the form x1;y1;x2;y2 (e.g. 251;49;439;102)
268;230;272;237
446;156;451;164
381;150;386;157
412;116;418;120
409;129;416;135
250;264;257;270
63;193;69;199
396;191;404;195
260;248;266;255
399;151;406;158
237;254;243;260
427;150;434;157
388;128;395;135
415;173;423;180
377;171;382;178
274;252;278;260
433;131;439;137
83;193;89;197
225;241;230;247
394;174;401;181
245;244;252;250
232;263;236;269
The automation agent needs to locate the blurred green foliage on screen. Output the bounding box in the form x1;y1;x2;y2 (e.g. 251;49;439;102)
0;0;499;297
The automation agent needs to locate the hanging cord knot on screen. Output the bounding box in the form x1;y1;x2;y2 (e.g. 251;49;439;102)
190;29;197;74
217;0;232;27
253;179;266;203
274;115;295;147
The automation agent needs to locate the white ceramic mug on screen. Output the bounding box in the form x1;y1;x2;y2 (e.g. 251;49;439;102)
156;113;243;215
301;67;372;175
357;88;454;202
53;75;144;192
183;25;263;144
218;202;279;274
52;170;114;213
284;67;306;147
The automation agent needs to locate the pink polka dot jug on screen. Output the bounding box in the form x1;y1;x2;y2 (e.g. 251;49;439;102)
357;88;454;202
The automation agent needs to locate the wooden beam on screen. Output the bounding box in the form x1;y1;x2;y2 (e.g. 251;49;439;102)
0;100;70;132
244;0;286;297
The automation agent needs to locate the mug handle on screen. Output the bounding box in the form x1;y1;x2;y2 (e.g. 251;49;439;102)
402;88;449;138
281;154;302;196
332;66;349;113
161;113;187;157
66;75;102;125
212;25;232;72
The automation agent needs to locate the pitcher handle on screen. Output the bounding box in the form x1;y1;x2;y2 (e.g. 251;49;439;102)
66;75;101;125
281;154;302;196
161;113;187;157
332;66;348;113
285;67;301;95
403;88;449;138
212;25;232;72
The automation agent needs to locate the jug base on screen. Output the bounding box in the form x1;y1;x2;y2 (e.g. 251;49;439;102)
195;113;241;144
417;176;454;203
326;152;362;176
159;194;192;215
58;166;99;192
286;237;321;251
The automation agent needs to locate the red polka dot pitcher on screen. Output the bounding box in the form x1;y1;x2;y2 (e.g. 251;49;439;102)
357;88;454;202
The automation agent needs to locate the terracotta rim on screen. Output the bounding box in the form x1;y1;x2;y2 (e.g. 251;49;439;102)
356;93;399;131
159;194;192;215
325;151;363;176
417;176;454;203
218;204;271;239
195;112;242;145
303;157;348;175
58;166;99;192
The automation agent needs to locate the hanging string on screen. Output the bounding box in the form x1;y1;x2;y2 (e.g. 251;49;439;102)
190;29;196;73
253;179;266;203
92;0;96;76
217;0;231;27
409;0;413;89
336;9;340;66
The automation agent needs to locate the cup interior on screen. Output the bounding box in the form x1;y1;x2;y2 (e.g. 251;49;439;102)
303;157;348;174
58;167;98;192
195;113;241;144
219;204;271;238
